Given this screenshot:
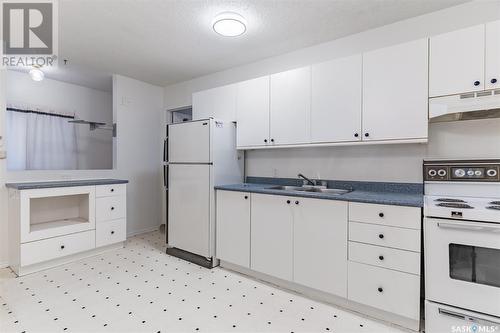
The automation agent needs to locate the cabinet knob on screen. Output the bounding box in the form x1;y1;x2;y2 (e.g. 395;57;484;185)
111;188;114;192
379;255;384;261
474;80;481;86
378;234;384;239
244;195;248;199
354;133;359;138
264;139;268;143
270;139;274;143
378;287;383;293
378;212;384;218
286;200;291;204
60;245;65;250
111;206;115;211
364;133;369;137
491;78;498;84
295;200;299;205
111;231;115;235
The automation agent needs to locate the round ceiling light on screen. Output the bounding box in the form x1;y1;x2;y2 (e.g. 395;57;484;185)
29;67;45;81
212;12;247;37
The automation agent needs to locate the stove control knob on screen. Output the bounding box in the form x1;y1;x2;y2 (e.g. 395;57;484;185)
428;169;437;177
437;169;447;177
467;170;475;176
454;169;466;177
487;169;498;177
474;170;482;176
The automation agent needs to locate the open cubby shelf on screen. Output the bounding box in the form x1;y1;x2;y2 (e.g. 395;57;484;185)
30;217;89;233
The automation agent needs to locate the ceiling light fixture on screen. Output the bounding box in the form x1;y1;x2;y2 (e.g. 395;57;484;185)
29;67;45;81
212;12;247;37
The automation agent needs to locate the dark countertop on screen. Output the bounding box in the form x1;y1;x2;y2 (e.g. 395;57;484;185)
6;179;129;190
215;179;423;208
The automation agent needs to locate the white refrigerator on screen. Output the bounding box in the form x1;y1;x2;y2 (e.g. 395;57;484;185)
167;118;243;267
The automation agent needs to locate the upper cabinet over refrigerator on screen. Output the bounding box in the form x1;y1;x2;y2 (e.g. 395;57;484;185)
486;20;500;90
168;119;211;163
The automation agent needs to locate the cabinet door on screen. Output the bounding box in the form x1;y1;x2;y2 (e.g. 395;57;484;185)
270;67;311;145
293;198;348;297
251;193;293;280
216;190;250;268
311;55;362;143
362;39;428;141
236;76;270;147
192;89;213;120
192;84;237;121
430;24;485;97
486;20;500;90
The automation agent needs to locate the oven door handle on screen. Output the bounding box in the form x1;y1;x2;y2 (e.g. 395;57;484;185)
437;220;500;233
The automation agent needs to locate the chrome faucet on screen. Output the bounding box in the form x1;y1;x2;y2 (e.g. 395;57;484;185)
297;173;315;186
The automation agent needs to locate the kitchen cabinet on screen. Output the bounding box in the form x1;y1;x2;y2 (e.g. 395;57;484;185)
362;38;428;141
192;84;237;121
429;24;485;97
486;20;500;90
250;193;293;280
311;55;362;143
216;190;250;268
270;66;311;145
293;197;348;297
236;76;270;147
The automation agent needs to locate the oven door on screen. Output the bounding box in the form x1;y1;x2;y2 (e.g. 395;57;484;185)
425;217;500;316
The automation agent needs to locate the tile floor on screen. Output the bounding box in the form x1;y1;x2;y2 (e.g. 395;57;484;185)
0;231;406;333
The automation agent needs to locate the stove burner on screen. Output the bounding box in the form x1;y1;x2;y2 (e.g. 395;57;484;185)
489;201;500;205
436;203;474;209
486;206;500;211
435;198;466;203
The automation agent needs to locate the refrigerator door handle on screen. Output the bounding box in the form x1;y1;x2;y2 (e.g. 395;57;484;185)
164;165;168;188
163;139;168;162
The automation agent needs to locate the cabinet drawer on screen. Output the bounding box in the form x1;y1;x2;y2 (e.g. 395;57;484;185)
96;184;126;198
20;230;95;266
349;222;420;252
348;262;420;320
96;219;126;247
348;241;420;275
96;196;126;222
349;202;421;229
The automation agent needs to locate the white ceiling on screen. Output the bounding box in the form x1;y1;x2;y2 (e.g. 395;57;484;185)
58;0;468;88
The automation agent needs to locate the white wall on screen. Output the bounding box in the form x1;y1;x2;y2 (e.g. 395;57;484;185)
0;73;164;267
6;70;113;170
163;1;500;183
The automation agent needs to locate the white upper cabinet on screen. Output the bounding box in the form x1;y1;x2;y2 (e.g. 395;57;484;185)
362;39;428;141
270;66;311;145
486;20;500;90
311;55;362;143
192;84;237;121
430;24;485;97
236;76;270;148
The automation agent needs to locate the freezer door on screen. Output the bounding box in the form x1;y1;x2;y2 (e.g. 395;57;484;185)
168;120;211;163
168;164;211;257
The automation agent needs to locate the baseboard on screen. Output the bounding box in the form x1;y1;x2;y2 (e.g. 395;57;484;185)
126;225;160;238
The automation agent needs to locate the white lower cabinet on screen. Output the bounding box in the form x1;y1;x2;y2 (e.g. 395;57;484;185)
348;261;420;320
216;191;422;330
8;182;127;276
293;198;348;297
21;230;96;267
216;190;251;268
250;193;294;280
96;219;127;247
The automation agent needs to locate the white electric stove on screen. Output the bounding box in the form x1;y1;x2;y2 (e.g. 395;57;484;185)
423;159;500;333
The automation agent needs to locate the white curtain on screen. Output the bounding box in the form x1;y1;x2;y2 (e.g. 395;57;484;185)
6;108;78;170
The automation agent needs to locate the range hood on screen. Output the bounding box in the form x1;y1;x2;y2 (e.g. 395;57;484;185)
429;88;500;123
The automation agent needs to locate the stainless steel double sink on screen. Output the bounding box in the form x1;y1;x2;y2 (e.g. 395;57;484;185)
268;185;352;195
